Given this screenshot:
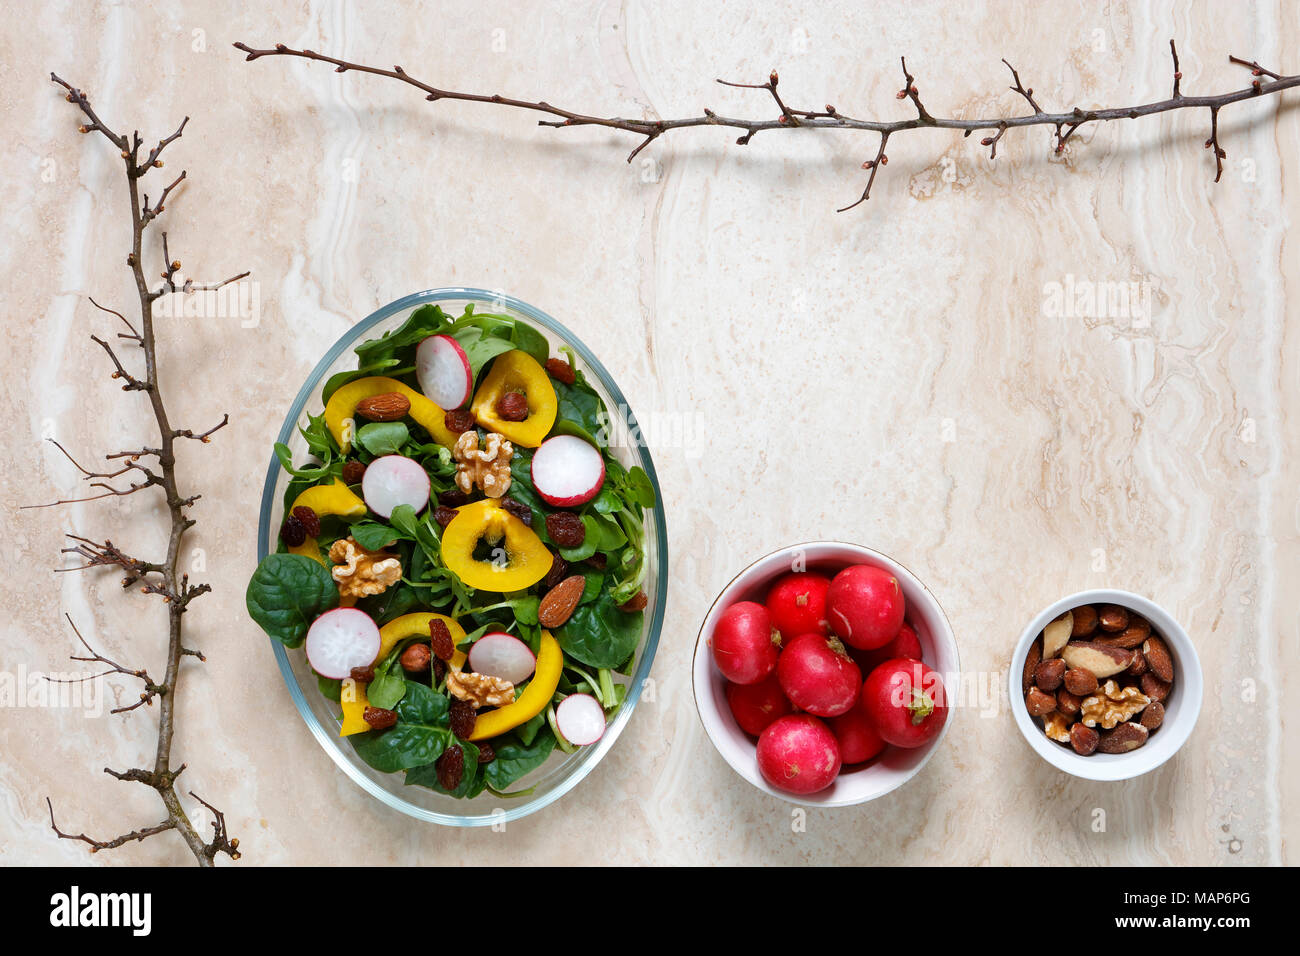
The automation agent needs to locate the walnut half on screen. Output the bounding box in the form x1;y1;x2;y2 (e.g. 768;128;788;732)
329;537;402;599
453;431;514;498
446;670;516;709
1079;679;1150;730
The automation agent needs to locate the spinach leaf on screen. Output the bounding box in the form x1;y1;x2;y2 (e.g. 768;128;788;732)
484;731;556;791
246;554;339;647
554;593;643;669
516;710;546;747
349;681;452;773
454;325;516;378
356;421;409;457
554;377;608;448
354;304;451;366
509;321;550;365
405;738;481;797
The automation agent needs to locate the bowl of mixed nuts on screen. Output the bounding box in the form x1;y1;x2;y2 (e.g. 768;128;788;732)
1009;590;1202;782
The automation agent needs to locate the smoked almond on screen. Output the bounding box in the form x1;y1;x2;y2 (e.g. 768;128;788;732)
538;574;586;629
356;392;411;422
1142;635;1174;683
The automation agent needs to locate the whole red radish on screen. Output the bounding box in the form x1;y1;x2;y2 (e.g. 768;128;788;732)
765;572;830;637
861;658;948;748
776;633;861;717
756;715;842;795
828;706;887;764
826;564;906;650
711;601;781;685
726;674;793;736
850;621;923;674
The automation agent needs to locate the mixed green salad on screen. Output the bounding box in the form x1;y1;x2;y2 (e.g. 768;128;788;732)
246;303;656;799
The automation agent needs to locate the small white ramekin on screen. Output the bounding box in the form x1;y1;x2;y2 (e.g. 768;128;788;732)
692;542;960;806
1009;589;1202;781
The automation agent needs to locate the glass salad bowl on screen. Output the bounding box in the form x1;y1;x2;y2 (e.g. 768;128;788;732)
255;288;667;826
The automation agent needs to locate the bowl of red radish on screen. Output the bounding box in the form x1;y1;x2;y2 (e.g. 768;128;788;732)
692;543;958;806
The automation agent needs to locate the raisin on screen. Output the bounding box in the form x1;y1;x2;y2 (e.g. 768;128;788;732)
436;745;465;790
477;743;496;765
438;489;471;507
618;590;648;613
429;619;455;661
400;643;432;673
349;665;375;683
443;409;477;434
292;505;321;538
546;512;585;548
543;553;569;590
433;505;459;528
584;552;607;571
449;699;477;739
342;460;367;485
500;497;533;526
431;657;446;685
496;391;529;422
279;514;306;547
545;357;576;385
363;707;398;730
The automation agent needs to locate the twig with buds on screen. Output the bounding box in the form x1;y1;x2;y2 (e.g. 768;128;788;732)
38;72;244;866
234;39;1299;209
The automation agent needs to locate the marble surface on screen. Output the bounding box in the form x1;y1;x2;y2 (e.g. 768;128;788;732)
3;0;1296;865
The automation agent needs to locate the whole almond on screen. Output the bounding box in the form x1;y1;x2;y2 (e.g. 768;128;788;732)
1142;635;1174;683
1093;621;1149;649
1063;667;1099;696
1140;672;1172;703
1097;721;1149;753
1127;650;1148;677
356;392;411;422
1097;604;1130;632
1022;639;1042;696
1057;688;1082;718
1069;722;1100;755
1034;658;1066;692
1070;605;1099;637
1141;700;1165;730
538;574;586;629
1060;641;1133;679
1025;686;1057;717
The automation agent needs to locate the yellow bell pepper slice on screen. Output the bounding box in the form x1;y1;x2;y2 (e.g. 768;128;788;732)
339;678;371;736
469;631;562;741
470;350;558;447
287;478;367;565
440;499;553;592
376;612;467;670
325;376;458;452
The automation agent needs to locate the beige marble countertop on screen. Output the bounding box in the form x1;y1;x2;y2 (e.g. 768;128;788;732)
3;0;1296;865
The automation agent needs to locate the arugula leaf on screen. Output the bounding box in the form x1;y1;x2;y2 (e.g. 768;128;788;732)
274;442;334;480
356;421;410;457
246;554;339;647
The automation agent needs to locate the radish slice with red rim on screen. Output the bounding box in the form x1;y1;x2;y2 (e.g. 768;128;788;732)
416;334;473;410
362;454;430;519
467;632;536;685
530;435;606;507
305;608;381;680
555;693;607;746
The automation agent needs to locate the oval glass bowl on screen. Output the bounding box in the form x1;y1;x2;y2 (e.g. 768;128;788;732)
693;542;960;806
257;288;667;826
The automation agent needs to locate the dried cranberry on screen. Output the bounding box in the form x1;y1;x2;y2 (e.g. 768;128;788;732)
545;512;586;548
292;505;321;538
429;619;456;661
341;460;366;485
543;552;569;590
584;552;607;571
433;505;459;528
495;391;529;422
443;409;477;434
431;657;447;685
436;745;465;790
477;743;496;765
618;591;648;613
500;497;533;526
363;707;398;730
279;514;307;547
449;699;477;740
349;665;375;683
438;489;471;507
545;357;576;385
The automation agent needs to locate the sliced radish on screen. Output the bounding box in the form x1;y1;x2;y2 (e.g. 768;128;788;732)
362;454;430;518
416;334;473;409
306;608;381;679
468;632;536;685
555;693;606;746
531;435;605;507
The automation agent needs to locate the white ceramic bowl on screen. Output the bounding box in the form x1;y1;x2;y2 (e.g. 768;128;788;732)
1009;589;1202;781
692;542;960;806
